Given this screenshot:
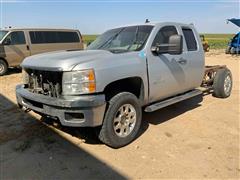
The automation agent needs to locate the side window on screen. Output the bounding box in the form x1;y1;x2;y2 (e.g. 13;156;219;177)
44;32;58;43
30;31;58;44
30;31;45;44
182;28;197;51
6;31;26;45
152;26;178;47
58;32;80;43
30;31;80;44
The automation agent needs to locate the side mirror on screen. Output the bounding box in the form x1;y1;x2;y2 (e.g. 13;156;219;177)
168;35;183;55
151;35;183;55
3;38;11;45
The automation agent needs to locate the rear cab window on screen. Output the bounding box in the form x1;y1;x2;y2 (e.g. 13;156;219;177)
29;31;80;44
182;27;198;51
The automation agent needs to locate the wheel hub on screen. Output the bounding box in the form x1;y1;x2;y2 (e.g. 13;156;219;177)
120;114;127;124
113;104;137;138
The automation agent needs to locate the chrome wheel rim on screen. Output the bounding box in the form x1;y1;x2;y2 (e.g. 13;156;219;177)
113;104;137;138
224;75;232;95
0;63;4;73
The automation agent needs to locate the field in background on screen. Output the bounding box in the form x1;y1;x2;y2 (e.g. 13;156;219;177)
203;34;234;49
82;34;235;49
82;35;98;44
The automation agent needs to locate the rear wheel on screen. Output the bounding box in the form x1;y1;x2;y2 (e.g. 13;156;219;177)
236;47;240;54
98;92;142;148
230;47;236;54
0;59;8;76
203;44;210;52
206;46;210;52
213;68;232;98
225;46;231;54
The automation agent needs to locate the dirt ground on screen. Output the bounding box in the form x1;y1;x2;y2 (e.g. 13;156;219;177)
0;51;239;179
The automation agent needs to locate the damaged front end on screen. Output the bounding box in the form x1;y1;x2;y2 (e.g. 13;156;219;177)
16;68;106;127
23;69;62;98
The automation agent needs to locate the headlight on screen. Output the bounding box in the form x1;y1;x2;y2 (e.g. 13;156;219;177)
62;69;96;95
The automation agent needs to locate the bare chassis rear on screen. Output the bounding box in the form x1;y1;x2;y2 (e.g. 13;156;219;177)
201;65;227;91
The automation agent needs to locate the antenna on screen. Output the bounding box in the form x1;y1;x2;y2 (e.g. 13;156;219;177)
145;19;150;23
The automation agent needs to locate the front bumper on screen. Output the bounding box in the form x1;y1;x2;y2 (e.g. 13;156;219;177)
16;84;106;127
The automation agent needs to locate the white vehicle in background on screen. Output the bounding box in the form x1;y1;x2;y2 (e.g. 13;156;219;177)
0;28;84;75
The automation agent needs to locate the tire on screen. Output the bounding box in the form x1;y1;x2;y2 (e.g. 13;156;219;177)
236;47;240;54
203;44;210;52
230;47;236;54
98;92;142;148
206;46;210;52
213;68;232;98
0;59;8;76
225;46;231;54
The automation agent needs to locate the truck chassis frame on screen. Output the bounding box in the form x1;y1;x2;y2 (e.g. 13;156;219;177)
201;65;227;90
145;65;228;112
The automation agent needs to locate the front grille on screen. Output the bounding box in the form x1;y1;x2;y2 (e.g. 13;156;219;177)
25;69;62;98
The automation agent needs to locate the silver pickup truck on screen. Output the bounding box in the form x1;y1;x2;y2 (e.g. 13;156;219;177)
16;22;232;148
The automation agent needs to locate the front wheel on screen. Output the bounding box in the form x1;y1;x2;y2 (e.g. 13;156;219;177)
98;92;142;148
0;59;8;76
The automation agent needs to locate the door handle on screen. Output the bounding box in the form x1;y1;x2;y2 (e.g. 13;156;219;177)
177;58;187;65
26;45;30;51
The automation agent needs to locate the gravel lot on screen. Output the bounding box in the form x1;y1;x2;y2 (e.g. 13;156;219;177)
0;51;239;179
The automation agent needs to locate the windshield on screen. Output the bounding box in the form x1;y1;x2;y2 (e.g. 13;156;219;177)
87;25;153;53
0;30;8;41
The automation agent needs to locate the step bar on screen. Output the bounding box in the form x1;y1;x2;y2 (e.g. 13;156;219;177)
144;89;202;112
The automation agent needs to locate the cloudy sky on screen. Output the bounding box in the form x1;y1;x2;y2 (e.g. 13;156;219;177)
0;0;239;34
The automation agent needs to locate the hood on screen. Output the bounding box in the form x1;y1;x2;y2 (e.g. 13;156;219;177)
21;50;113;71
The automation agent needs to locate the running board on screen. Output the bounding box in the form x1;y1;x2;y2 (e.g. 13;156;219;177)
144;89;202;112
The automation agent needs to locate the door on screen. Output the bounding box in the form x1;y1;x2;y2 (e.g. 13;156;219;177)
147;25;192;102
3;31;30;66
180;27;204;90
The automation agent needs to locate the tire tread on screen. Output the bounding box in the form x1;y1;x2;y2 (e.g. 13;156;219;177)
213;68;232;98
98;92;142;148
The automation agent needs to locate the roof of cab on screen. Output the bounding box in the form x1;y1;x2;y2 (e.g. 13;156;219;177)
109;21;194;30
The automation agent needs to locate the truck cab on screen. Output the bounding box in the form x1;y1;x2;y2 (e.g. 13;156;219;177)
16;22;232;148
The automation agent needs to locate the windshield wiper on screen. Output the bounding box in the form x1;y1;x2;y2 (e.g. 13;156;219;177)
98;28;125;49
